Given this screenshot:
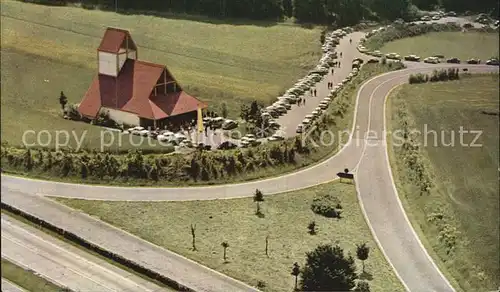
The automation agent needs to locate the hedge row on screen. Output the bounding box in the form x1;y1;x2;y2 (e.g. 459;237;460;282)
1;202;193;291
409;68;460;84
396;104;432;194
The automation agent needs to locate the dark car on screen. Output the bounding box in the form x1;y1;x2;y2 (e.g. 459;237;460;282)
367;58;379;64
467;58;481;64
486;58;500;65
217;141;238;150
446;57;461;64
404;55;420;62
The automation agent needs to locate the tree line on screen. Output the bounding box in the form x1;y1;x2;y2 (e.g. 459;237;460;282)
22;0;499;26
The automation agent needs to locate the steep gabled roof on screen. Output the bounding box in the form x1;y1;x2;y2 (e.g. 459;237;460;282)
98;27;137;53
78;59;207;120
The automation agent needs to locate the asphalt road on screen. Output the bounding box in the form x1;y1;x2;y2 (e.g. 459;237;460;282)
1;20;498;292
1;279;27;292
1;214;169;292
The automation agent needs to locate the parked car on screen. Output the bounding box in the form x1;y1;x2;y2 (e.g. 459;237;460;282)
446;57;461;64
495;20;499;26
371;50;383;57
404;55;420;61
385;53;401;60
268;134;285;142
296;124;303;133
467;58;481;64
367;58;379;64
432;15;440;20
446;11;456;16
421;16;431;21
217;141;238;150
424;57;440;64
211;117;225;128
221;119;237;130
486;58;499;65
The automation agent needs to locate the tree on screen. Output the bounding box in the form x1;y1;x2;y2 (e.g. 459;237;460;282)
254;189;264;215
300;244;358;291
356;242;370;273
190;224;197;251
291;262;301;291
221;241;230;262
59;91;68;111
354;280;371;292
308;221;316;235
23;149;34;171
221;102;228;118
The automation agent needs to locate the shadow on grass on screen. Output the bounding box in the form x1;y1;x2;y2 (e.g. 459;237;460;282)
359;271;373;281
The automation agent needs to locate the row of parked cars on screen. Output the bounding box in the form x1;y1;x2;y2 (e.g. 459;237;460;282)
296;66;360;134
125;126;193;147
262;28;352;130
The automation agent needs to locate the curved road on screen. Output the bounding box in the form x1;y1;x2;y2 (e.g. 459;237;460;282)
3;64;497;292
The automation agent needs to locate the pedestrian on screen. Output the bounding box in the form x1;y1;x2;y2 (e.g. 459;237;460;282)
340;52;343;58
313;89;317;97
310;89;313;95
331;68;334;74
349;38;352;44
303;98;306;105
338;61;341;68
298;98;301;106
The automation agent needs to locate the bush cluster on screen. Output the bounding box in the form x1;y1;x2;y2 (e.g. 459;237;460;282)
311;194;343;218
427;208;460;255
396;105;432;194
409;68;460;84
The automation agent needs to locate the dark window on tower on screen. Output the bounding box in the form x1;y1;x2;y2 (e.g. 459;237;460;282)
166;83;177;93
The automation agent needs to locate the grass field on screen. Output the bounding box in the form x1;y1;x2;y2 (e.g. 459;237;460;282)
56;182;405;292
377;31;499;60
1;259;65;292
1;0;321;148
387;74;499;291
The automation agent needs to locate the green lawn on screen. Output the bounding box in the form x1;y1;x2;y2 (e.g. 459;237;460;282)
387;74;499;291
55;182;405;292
1;259;66;292
1;0;321;148
378;31;499;60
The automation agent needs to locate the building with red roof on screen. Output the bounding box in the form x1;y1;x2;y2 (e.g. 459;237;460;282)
78;27;207;128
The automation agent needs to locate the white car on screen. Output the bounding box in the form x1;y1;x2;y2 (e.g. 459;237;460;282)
305;114;314;120
311;110;321;117
302;118;311;125
424;56;440;64
318;103;328;110
323;97;332;102
268;134;285;141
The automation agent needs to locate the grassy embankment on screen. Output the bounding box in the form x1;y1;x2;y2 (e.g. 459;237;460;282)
369;31;499;60
56;182;405;292
387;74;499;291
1;0;320;150
1;259;67;292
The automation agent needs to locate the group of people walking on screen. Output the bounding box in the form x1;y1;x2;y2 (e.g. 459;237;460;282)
309;88;317;97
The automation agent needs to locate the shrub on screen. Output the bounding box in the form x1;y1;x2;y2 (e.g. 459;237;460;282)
311;194;342;218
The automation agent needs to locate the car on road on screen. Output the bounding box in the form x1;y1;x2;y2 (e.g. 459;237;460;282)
367;58;379;64
318;102;328;110
371;50;383;57
311;109;321;117
432;15;441;20
446;57;461;64
467;58;481;64
486;58;499;65
404;55;420;61
217;141;238;150
424;56;440;64
446;11;457;17
421;16;431;21
385;53;401;60
296;124;303;133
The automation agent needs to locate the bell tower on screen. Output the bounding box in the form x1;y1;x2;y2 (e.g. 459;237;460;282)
97;27;138;77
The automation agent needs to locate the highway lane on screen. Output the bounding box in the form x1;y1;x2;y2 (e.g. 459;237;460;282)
0;194;261;292
1;214;169;292
1;279;27;292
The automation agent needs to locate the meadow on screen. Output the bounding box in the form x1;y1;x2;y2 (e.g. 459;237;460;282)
387;74;499;291
1;0;321;148
377;31;499;60
56;182;404;292
1;259;65;292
